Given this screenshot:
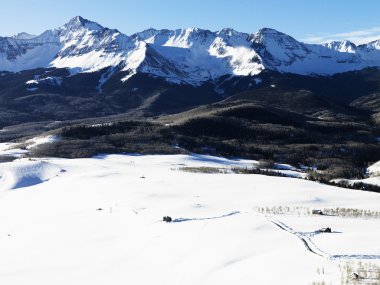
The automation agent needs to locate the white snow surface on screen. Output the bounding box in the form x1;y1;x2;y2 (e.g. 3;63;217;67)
0;153;379;285
25;135;59;149
0;135;58;158
0;142;28;157
26;77;62;86
3;17;380;84
368;160;380;177
0;159;62;192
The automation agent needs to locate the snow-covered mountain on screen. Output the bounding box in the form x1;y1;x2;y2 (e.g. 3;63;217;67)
11;32;37;40
2;16;380;84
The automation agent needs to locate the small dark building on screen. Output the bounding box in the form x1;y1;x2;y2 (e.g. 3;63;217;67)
163;216;172;223
312;209;324;215
319;227;331;233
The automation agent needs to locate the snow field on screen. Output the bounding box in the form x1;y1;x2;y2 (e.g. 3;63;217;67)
0;154;379;284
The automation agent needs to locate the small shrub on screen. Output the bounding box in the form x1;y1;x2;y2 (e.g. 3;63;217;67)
258;159;274;169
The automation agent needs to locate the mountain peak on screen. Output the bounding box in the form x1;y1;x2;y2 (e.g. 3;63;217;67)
217;28;238;37
12;32;36;40
252;27;296;43
63;16;103;31
71;15;85;22
252;27;301;46
324;40;357;53
216;28;250;41
181;27;215;38
257;27;284;35
131;28;171;44
362;39;380;51
184;27;199;33
67;16;86;26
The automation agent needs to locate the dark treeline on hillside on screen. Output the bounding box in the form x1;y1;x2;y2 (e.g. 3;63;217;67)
31;112;380;183
60;121;158;140
174;115;379;180
32;121;179;158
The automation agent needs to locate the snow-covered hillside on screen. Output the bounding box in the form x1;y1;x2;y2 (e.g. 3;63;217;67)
3;16;380;84
0;153;379;285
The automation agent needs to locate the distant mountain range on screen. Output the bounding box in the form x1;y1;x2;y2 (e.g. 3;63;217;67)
1;17;380;177
2;16;380;86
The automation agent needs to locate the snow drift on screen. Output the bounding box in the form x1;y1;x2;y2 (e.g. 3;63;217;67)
0;159;62;191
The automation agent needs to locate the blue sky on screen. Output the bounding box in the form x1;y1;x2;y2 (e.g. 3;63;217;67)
1;0;380;44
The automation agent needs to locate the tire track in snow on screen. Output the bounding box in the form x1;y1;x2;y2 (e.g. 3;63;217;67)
269;218;330;258
173;211;240;223
331;254;380;260
269;219;380;261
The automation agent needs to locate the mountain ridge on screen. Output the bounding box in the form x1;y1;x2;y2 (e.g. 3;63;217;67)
2;16;380;85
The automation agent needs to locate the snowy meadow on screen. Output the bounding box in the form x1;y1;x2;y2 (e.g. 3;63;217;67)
0;147;379;284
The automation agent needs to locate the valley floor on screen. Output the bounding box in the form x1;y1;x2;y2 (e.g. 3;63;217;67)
0;154;379;284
